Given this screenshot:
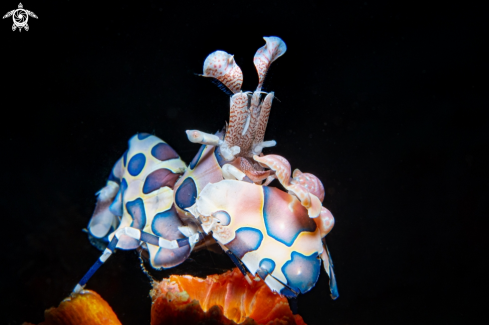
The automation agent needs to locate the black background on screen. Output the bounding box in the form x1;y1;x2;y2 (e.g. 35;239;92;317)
1;1;486;324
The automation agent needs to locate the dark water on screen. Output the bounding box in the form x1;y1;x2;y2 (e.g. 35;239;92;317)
1;1;486;324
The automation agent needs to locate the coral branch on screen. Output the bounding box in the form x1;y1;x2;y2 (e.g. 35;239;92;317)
151;268;306;325
24;290;121;325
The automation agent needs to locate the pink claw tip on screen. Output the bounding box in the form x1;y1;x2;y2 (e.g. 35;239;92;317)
253;154;291;186
253;37;287;89
315;207;335;237
291;169;325;202
203;51;243;93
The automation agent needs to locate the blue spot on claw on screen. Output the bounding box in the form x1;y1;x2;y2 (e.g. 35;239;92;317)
282;251;321;294
213;210;231;226
280;287;298;298
257;258;276;279
226;227;263;259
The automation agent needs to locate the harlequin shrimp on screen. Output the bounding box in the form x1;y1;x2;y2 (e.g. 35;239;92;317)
74;36;338;300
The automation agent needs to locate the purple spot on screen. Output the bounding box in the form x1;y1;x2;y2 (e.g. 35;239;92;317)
151;205;191;269
128;153;146;176
126;198;147;229
143;168;180;194
117;197;146;250
153;245;191;269
138;133;151;140
151;205;184;238
151;143;179;161
175;177;197;210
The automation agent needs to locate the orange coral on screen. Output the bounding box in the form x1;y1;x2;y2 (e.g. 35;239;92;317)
151;268;306;325
24;290;121;325
26;268;305;325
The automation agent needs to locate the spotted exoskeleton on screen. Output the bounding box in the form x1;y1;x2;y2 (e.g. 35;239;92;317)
74;36;338;300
